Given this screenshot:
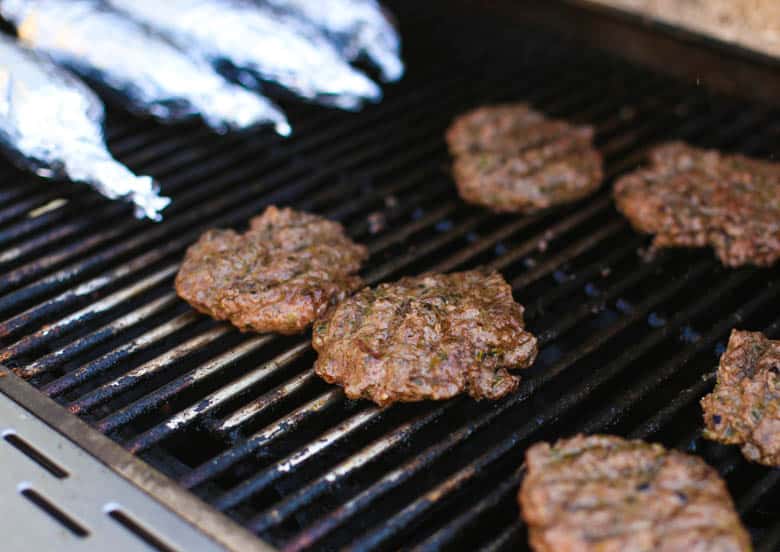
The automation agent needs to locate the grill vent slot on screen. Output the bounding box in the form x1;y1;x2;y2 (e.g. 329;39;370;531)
19;485;89;537
0;393;227;550
106;505;178;552
3;432;68;479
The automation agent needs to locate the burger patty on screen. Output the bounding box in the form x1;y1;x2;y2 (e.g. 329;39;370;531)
614;142;780;267
519;434;752;552
701;329;780;467
175;206;368;335
312;270;538;406
445;103;603;213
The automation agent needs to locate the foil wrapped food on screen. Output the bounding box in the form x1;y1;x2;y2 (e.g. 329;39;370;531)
0;0;290;135
0;35;169;220
109;0;382;110
263;0;404;82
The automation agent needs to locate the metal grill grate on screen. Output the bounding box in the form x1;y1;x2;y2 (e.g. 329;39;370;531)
0;3;779;550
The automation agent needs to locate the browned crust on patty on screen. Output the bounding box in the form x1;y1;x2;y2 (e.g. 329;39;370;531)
614;142;780;267
518;434;752;552
312;269;538;406
446;103;603;213
175;206;368;335
701;329;780;467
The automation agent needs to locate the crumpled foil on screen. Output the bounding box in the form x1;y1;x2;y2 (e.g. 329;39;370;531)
0;35;170;220
263;0;404;82
109;0;382;110
0;0;290;135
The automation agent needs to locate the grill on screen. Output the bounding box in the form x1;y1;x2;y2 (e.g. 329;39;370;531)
1;1;779;550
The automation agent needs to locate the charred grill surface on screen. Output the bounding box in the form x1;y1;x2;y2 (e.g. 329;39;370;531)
0;2;778;551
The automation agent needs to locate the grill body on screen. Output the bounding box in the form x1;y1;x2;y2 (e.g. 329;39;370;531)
0;2;778;550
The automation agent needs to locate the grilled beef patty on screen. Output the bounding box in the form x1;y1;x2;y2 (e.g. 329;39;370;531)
445;103;603;213
702;329;780;467
519;434;752;552
614;142;780;267
175;206;368;335
312;270;538;406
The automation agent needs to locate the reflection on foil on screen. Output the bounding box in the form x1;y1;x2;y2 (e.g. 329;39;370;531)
0;35;169;220
109;0;382;110
1;0;290;135
263;0;404;82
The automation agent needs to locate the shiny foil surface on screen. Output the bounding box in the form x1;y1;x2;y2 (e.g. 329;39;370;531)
263;0;404;82
0;35;169;220
0;0;290;135
109;0;382;110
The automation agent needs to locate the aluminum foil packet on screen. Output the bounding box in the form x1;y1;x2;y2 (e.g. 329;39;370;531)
0;0;290;135
109;0;382;110
263;0;404;82
0;35;169;220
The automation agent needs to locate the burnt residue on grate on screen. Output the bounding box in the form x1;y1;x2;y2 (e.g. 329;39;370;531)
0;2;778;551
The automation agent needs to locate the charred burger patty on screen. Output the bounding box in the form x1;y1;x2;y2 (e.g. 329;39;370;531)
614;142;780;267
702;329;780;467
519;434;752;552
313;269;538;406
175;206;368;335
446;103;603;213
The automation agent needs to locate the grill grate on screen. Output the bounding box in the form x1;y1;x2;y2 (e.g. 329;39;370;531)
1;2;779;550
